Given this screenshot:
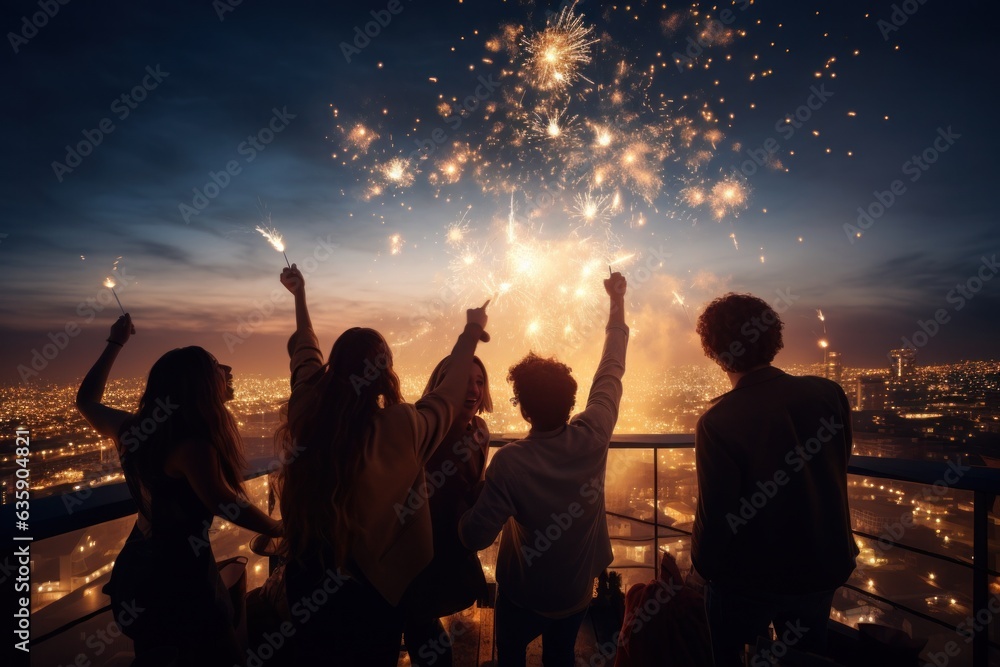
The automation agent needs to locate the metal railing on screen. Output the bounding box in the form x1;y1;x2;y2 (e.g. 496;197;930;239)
5;436;998;666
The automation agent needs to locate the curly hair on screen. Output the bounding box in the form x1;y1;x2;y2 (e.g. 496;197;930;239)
696;292;784;373
507;352;577;430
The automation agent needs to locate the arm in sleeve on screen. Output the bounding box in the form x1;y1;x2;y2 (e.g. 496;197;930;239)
411;323;483;464
458;454;516;551
691;417;742;581
288;327;323;392
572;325;629;442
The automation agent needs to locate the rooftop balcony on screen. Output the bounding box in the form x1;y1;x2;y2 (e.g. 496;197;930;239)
6;436;999;666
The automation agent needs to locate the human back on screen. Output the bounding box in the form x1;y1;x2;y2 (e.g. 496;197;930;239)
695;369;855;593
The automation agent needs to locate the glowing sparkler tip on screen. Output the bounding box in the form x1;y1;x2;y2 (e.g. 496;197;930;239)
255;225;286;253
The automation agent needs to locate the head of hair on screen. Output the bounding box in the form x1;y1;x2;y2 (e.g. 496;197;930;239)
696;292;784;373
275;327;402;568
422;355;493;414
123;347;246;517
507;352;577;431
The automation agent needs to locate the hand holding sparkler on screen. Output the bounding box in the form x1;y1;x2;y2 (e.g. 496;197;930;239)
107;314;135;347
467;299;491;342
280;263;305;296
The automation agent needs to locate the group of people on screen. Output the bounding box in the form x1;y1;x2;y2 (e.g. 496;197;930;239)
77;265;857;667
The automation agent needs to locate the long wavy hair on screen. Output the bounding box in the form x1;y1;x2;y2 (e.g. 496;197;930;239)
121;346;246;518
275;327;403;569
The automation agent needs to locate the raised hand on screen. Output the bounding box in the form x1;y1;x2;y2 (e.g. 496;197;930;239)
108;314;135;346
604;271;627;301
467;299;490;342
280;264;305;295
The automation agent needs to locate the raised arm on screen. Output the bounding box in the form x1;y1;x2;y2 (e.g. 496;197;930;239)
280;263;312;333
411;302;490;463
573;272;629;440
76;314;136;441
280;264;322;389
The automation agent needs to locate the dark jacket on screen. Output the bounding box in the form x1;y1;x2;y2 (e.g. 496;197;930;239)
692;366;858;593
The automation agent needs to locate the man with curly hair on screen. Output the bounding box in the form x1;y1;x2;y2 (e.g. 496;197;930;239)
692;293;857;666
459;272;629;667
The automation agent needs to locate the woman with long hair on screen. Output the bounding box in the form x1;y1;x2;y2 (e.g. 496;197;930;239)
76;314;282;665
401;354;493;667
274;265;489;665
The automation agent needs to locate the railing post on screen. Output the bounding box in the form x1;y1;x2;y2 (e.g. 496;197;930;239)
653;445;659;568
972;490;992;667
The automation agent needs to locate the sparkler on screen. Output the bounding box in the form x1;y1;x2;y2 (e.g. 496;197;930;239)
103;277;126;316
256;225;290;267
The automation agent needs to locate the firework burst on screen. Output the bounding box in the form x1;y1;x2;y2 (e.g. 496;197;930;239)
522;3;597;93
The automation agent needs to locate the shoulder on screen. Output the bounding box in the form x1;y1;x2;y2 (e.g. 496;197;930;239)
788;374;848;400
373;402;419;430
487;440;524;471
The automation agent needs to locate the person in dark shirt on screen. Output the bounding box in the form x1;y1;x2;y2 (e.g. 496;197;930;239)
691;293;858;667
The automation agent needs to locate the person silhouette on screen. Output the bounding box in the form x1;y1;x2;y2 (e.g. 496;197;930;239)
77;314;282;664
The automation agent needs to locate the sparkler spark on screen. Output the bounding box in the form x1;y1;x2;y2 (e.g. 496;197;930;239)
255;225;291;267
103;276;126;316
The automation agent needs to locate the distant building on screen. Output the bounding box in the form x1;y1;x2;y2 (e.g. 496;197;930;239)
856;378;889;411
825;350;844;385
889;348;917;379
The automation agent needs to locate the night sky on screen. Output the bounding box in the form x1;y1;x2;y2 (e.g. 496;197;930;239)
1;0;996;387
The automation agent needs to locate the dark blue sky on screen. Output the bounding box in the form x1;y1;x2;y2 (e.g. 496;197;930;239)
1;0;996;385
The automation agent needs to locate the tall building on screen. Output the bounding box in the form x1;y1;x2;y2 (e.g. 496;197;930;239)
825;350;843;385
888;348;916;379
856;377;889;411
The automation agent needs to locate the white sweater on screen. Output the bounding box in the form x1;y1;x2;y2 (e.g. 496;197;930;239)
459;324;629;616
